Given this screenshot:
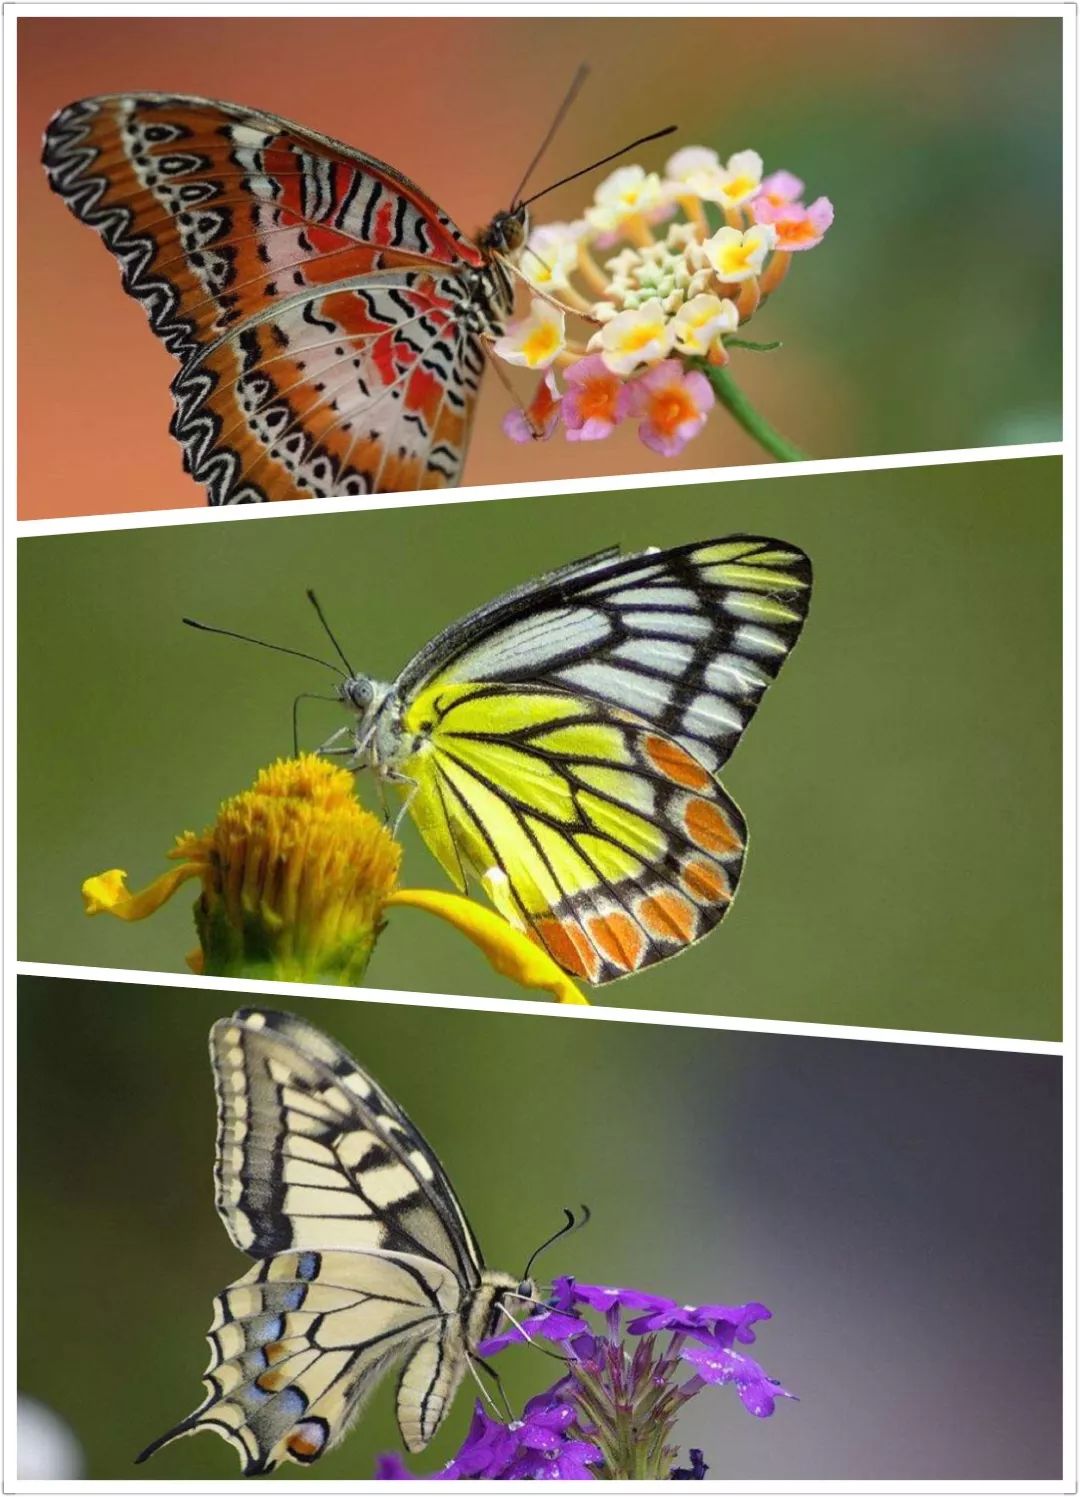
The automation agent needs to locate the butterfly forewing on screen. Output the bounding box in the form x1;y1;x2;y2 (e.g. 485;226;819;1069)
43;95;506;501
401;536;810;776
211;1009;482;1282
139;1009;508;1472
394;536;810;982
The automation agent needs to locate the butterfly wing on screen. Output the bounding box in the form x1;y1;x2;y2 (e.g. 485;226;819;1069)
43;95;500;500
137;1009;486;1469
210;1008;483;1284
136;1248;467;1472
394;536;810;981
398;535;812;778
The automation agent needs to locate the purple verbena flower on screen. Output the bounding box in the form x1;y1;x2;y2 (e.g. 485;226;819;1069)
375;1277;792;1480
681;1343;797;1418
476;1305;590;1357
627;1297;773;1345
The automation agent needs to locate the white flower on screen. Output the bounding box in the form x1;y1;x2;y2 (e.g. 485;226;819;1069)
664;145;727;201
585;166;665;233
716;149;765;208
702;223;776;282
672;293;740;356
521;221;586;293
591;298;674;374
665;147;764;208
491;298;566;369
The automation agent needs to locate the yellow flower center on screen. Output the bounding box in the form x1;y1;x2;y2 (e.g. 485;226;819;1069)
724;174;756;200
622;321;663;352
722;244;754;275
521;322;560;365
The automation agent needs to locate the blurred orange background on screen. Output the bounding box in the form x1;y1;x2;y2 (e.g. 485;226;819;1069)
17;14;1062;517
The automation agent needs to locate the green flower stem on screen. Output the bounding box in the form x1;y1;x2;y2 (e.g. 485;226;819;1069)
703;363;807;463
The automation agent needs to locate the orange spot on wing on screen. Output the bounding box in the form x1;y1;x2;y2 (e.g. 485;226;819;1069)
644;734;713;790
257;1370;284;1392
586;911;647;972
263;1341;288;1363
533;918;602;983
287;1431;323;1459
637;891;698;942
682;858;732;903
684;797;742;855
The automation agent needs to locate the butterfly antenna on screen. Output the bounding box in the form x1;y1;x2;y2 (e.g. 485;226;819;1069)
523;1204;592;1280
495;1302;572;1365
305;588;356;676
182;617;342;676
511;62;591;208
519;125;678;210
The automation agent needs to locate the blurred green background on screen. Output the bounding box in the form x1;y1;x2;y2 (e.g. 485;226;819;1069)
18;456;1061;1037
18;977;1062;1480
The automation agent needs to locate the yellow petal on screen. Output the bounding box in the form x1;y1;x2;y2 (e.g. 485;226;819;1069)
385;889;589;1005
81;864;201;921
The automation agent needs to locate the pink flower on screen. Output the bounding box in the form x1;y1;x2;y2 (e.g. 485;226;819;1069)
619;360;715;457
502;369;562;443
752;194;834;251
753;170;805;210
562;354;627;442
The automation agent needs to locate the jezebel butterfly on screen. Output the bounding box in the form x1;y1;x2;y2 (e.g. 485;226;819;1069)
136;1008;542;1473
42;94;527;503
295;534;810;985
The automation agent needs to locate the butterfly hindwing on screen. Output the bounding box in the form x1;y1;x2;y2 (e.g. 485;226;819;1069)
403;686;747;982
43;95;502;500
393;536;810;981
137;1247;465;1472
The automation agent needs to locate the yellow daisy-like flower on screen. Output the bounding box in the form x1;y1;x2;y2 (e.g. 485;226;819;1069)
82;755;587;1004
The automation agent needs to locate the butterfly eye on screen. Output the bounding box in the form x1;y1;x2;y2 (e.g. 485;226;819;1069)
342;677;374;713
501;210;528;254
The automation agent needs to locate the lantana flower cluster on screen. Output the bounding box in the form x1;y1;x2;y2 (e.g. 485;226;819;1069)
494;146;832;458
376;1277;793;1480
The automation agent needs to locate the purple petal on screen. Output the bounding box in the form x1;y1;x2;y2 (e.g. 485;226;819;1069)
374;1452;413;1479
477;1306;589;1357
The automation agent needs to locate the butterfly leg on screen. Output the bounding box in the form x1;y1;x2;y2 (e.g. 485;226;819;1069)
465;1352;512;1422
477;336;549;438
292;692;341;756
379;770;418;835
316;723;372;771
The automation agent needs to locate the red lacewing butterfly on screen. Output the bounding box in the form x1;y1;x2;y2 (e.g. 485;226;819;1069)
42;78;674;504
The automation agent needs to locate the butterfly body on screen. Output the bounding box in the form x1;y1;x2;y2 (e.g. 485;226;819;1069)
43;94;526;501
138;1008;538;1473
329;535;813;984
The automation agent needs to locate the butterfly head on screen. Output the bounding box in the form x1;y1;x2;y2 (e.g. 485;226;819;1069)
337;674;396;751
471;1271;541;1348
339;674;378;715
479;205;531;260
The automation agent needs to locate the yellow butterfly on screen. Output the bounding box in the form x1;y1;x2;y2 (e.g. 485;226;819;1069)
317;534;812;983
